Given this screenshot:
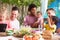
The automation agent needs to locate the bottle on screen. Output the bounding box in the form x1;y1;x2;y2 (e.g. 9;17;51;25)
38;25;42;31
38;25;43;34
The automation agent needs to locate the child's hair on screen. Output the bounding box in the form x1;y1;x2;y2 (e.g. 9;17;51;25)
37;11;42;15
51;16;58;24
0;7;7;19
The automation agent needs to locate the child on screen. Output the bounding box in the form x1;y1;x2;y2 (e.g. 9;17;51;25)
10;6;20;30
45;16;58;33
0;7;11;30
35;11;44;28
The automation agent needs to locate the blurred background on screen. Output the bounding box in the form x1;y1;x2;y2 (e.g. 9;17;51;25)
0;0;60;25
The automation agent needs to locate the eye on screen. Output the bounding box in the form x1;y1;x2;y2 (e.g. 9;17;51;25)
12;13;16;15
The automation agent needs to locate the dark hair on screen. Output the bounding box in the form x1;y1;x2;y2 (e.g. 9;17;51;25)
37;11;42;15
12;6;19;11
46;8;55;12
28;4;37;11
51;16;58;24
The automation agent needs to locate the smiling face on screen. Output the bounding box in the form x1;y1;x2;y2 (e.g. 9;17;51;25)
10;10;18;20
37;12;42;18
28;4;37;16
0;13;6;21
30;7;37;16
47;10;55;17
0;7;7;21
47;10;52;17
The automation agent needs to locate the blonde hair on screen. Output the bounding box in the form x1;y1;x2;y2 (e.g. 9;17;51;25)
0;7;7;14
0;7;7;20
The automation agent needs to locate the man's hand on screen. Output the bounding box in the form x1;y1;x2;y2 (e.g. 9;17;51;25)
31;22;39;28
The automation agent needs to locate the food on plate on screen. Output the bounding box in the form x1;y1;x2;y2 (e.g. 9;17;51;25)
42;30;52;36
13;27;32;37
24;35;32;40
42;30;53;40
24;33;41;40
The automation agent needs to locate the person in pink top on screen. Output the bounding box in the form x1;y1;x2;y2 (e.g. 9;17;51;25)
24;4;41;28
0;7;11;30
36;11;44;28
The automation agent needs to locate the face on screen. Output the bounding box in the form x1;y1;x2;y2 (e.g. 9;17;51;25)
30;7;37;16
47;10;52;17
37;13;42;18
0;14;5;21
11;10;18;20
47;10;55;17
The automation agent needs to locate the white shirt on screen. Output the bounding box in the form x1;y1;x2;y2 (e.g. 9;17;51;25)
10;19;20;30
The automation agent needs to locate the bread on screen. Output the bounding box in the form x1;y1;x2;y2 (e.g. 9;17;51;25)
42;35;51;39
42;30;52;40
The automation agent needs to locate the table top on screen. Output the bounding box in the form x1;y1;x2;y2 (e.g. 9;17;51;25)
0;36;22;40
0;33;60;40
0;36;45;40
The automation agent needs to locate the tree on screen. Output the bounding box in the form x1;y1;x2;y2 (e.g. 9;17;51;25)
1;0;41;7
0;0;55;25
48;0;55;6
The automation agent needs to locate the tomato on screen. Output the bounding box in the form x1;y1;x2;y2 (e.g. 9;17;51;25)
24;35;32;40
32;36;39;40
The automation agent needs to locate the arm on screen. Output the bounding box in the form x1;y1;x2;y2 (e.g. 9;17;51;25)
6;20;12;30
31;18;39;28
23;17;28;26
32;17;44;28
40;18;44;28
31;22;38;28
47;18;54;29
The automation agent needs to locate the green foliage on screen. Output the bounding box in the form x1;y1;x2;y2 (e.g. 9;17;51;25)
1;0;55;7
1;0;10;4
1;0;41;7
0;0;55;25
1;0;55;6
48;0;55;6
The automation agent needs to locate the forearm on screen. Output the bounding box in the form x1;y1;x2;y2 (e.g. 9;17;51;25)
47;18;54;28
31;22;38;28
41;19;44;28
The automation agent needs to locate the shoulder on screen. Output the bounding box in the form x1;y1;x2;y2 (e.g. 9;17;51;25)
15;19;19;23
25;15;30;18
24;15;30;20
10;19;19;23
